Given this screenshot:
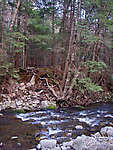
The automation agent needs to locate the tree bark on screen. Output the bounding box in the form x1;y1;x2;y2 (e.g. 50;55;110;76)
61;0;75;90
51;0;56;67
76;0;81;24
9;0;21;31
61;0;72;70
1;0;4;50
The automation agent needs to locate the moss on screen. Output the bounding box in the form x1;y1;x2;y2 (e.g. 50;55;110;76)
15;109;26;114
46;106;56;109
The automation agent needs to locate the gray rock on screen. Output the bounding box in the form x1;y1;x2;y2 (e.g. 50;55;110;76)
0;113;3;117
72;135;100;150
26;82;32;89
51;146;61;150
75;125;83;129
19;85;25;91
20;83;25;86
108;144;113;150
100;126;113;137
11;136;18;139
40;139;57;149
4;101;11;107
107;128;113;137
16;101;23;106
41;101;49;108
93;132;101;137
63;141;74;147
0;142;3;146
67;133;72;136
41;100;56;109
30;75;35;86
36;144;41;149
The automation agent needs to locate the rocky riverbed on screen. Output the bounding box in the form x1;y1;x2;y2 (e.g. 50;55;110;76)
0;102;113;150
37;126;113;150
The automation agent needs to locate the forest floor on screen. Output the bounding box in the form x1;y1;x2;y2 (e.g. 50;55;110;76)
0;67;112;110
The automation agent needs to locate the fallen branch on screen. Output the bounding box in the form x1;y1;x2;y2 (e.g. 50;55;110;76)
40;78;58;98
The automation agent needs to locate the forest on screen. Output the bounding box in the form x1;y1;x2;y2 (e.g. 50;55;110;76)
0;0;113;108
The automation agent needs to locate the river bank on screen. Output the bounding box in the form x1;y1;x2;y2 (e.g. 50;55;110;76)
0;67;112;111
0;77;112;111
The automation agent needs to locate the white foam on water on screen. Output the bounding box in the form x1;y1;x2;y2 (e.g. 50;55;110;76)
47;120;63;125
16;112;50;122
79;111;87;116
77;117;97;126
104;114;113;118
50;112;60;118
48;127;62;135
97;110;108;114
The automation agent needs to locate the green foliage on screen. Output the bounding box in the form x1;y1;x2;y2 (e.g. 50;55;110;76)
0;61;20;83
27;8;52;50
73;77;103;93
0;62;13;76
6;32;28;53
72;61;107;93
83;61;107;73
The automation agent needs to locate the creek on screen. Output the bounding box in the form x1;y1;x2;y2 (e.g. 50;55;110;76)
0;102;113;150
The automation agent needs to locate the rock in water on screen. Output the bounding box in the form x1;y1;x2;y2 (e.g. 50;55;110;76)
41;100;56;109
41;101;49;108
72;135;100;150
75;125;83;129
100;126;113;137
39;139;57;149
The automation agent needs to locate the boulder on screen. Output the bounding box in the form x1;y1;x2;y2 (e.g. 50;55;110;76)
93;132;101;137
51;146;61;150
72;135;100;150
62;140;74;149
100;126;113;137
75;125;83;129
0;113;3;117
41;101;56;109
39;139;57;149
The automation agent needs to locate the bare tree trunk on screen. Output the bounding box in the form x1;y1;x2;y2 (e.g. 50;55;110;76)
9;0;21;31
24;12;28;68
61;0;72;70
51;0;56;67
61;0;75;91
1;0;4;50
76;0;81;24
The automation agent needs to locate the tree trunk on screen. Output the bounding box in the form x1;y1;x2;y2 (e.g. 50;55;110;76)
1;0;4;50
61;0;72;70
61;0;75;91
51;0;56;67
76;0;81;24
23;12;28;68
9;0;21;31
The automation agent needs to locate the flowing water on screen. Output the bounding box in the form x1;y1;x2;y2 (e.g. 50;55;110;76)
0;102;113;150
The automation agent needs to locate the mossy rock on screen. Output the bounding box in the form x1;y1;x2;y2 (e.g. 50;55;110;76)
46;105;56;110
41;100;56;109
14;109;26;114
